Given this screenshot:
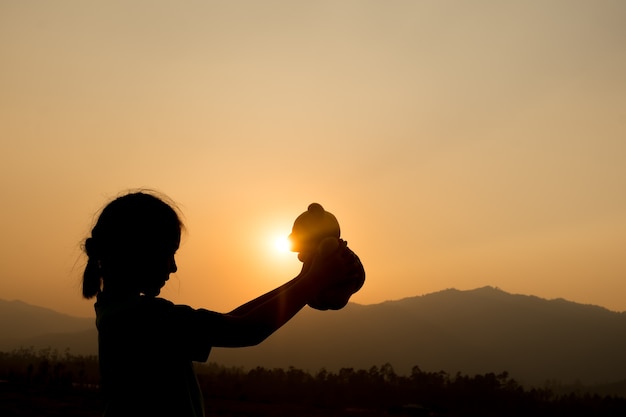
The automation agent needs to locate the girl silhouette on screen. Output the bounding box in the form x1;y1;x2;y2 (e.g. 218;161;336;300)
82;191;362;417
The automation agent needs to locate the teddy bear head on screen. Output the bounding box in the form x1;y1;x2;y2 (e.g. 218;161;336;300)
288;203;340;262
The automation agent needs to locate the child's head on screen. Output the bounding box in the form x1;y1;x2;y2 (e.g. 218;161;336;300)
82;191;184;299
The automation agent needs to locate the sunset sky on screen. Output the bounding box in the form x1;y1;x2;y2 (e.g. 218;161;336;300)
1;1;625;318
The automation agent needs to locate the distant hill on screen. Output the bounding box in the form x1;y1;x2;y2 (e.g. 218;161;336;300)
210;287;626;386
0;299;96;355
2;287;626;386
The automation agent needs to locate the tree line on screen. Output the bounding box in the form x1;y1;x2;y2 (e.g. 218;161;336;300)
1;348;626;416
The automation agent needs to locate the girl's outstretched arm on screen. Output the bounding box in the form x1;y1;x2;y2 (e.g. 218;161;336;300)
209;240;355;347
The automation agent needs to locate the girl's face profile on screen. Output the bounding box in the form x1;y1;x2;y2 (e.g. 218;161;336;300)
136;236;180;297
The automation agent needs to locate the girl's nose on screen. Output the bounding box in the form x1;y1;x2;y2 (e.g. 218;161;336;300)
169;256;178;273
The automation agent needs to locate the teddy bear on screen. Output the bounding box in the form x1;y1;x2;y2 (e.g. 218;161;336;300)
288;203;365;310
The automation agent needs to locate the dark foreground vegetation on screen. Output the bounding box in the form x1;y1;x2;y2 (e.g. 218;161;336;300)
1;348;626;416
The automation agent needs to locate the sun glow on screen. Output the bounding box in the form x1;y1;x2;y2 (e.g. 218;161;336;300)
273;235;291;253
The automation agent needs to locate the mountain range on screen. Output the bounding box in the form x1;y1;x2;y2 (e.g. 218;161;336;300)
2;287;625;386
0;299;96;355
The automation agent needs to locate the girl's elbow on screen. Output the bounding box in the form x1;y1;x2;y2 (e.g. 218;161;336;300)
218;315;276;347
245;326;273;346
221;324;273;347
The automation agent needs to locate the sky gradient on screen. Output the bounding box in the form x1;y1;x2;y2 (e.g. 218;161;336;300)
1;0;625;317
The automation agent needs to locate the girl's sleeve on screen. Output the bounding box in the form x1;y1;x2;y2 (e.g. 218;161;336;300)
165;301;227;362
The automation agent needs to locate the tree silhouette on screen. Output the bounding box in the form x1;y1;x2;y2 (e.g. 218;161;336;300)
2;349;626;416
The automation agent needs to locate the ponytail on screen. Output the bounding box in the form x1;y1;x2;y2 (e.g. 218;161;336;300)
82;237;101;299
82;258;101;299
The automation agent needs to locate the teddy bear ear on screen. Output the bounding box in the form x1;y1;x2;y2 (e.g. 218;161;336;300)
307;203;325;213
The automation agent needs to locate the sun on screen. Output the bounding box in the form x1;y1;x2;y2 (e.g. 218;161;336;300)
273;235;291;253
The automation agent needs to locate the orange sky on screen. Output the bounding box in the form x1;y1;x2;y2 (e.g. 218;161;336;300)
1;1;625;317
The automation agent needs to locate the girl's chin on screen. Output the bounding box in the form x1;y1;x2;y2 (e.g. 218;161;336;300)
142;284;164;297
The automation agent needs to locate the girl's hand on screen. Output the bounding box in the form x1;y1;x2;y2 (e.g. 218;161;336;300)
304;239;365;310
